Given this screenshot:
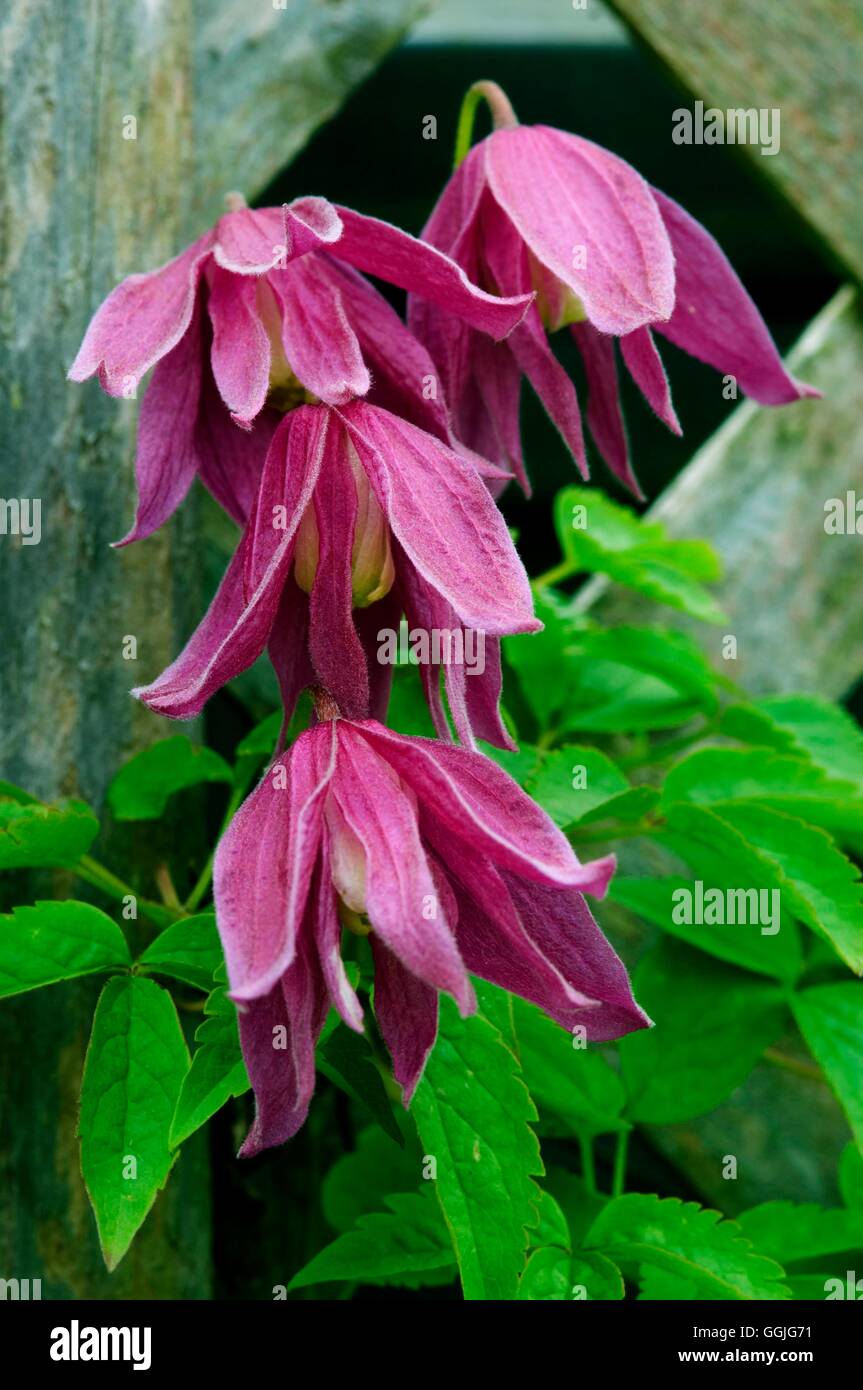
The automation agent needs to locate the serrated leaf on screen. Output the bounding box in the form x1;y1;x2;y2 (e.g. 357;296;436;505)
138;912;222;992
411;999;542;1300
553;486;724;622
79;976;190;1269
586;1195;790;1300
723;696;863;791
107;736;232;821
317;1023;403;1146
0;900;130;997
574;626;720;716
620;939;786;1125
638;1264;706;1300
289;1192;454;1290
322;1126;422;1235
663;746;863;844
542;1168;609;1247
608;876;803;982
660;801;863;974
527;1188;571;1251
0;796;99;869
518;1247;624;1301
169;966;249;1147
513;996;626;1138
791;984;863;1150
736;1202;863;1264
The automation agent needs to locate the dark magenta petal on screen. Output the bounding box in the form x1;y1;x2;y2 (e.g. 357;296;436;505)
372;937;439;1103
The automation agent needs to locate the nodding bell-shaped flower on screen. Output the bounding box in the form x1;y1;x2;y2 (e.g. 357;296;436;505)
68;191;534;544
213;710;650;1155
409;81;819;498
132;400;539;750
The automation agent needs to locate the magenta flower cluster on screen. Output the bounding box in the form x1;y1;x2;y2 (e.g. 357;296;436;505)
70;82;811;1152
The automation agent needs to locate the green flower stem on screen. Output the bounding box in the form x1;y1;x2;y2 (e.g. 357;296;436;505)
531;560;579;590
618;719;721;771
453;79;519;168
762;1047;825;1084
611;1128;630;1198
579;1135;597;1194
74;855;180;928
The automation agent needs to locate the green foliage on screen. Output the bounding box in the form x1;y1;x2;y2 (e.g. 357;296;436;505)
317;1023;403;1146
107;735;232;820
0;793;98;868
289;1192;455;1291
0;900;130;997
411;998;543;1301
169;965;249;1148
791;985;863;1150
79;976;190;1270
138;912;222;992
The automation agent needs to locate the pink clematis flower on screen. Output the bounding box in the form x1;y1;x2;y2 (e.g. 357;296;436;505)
409;81;819;498
68;192;533;543
214;709;649;1154
132;400;538;748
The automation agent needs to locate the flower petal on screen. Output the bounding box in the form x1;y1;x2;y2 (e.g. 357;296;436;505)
214;724;337;1000
341;402;538;637
283;196;344;258
133;408;327;718
371;937;439;1103
503;873;651;1040
308;424;370;718
486;125;675;335
571;322;643;499
651;187;820;403
314;835;365;1032
333;205;533;340
237;945;329;1157
268;258;370;405
323;258;451;438
355;722;615;893
332;724;474;1012
619;325;682;435
114;297;203;546
68;232;212;395
207;266;271;425
212;205;289;275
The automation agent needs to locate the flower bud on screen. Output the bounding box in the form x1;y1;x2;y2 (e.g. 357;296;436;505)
293;444;395;608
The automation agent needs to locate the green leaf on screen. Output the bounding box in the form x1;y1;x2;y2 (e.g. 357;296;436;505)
527;1188;571;1251
317;1023;403;1146
0;779;39;805
289;1192;454;1290
586;1195;791;1300
620;939;786;1125
322;1126;422;1235
518;1247;624;1301
0;900;130;997
723;695;863;790
107;736;232;821
791;984;863;1150
608;876;803;982
662;746;863;843
637;1264;706;1300
411;999;542;1300
169;966;249;1147
840;1142;863;1210
513;996;626;1138
138;912;222;992
524;745;628;827
542;1168;609;1247
79;976;190;1269
235;710;283;759
0;796;98;869
573;626;720;717
383;662;438;738
553;486;724;623
660;801;863;975
735;1202;863;1264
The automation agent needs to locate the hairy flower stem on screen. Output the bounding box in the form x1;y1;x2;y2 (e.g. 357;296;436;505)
74;855;181;927
453;80;519;168
611;1128;630;1198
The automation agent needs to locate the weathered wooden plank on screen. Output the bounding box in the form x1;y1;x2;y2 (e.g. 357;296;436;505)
579;286;863;699
0;0;427;1298
190;0;430;226
606;0;863;283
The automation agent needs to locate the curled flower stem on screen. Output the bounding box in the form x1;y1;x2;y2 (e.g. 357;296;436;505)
453;79;519;169
762;1048;825;1085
